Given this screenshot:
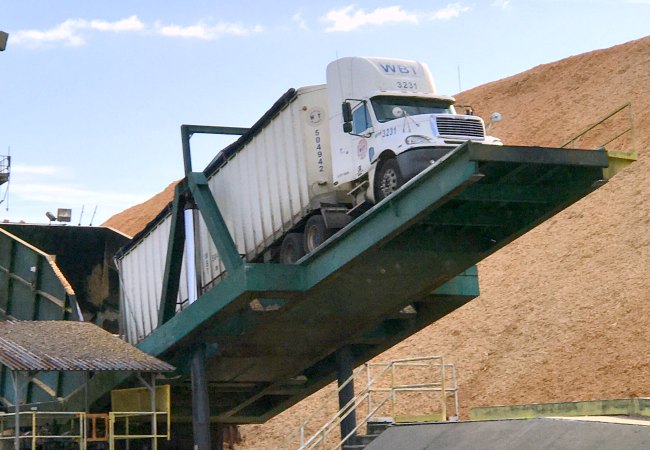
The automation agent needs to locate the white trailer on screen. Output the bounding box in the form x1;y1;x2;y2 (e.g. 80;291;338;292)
117;56;501;343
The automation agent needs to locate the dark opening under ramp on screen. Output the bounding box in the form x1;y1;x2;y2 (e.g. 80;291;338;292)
365;418;650;450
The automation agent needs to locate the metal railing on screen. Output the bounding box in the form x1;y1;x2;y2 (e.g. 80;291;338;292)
561;102;635;152
109;411;170;450
0;411;85;449
279;355;458;450
0;409;170;450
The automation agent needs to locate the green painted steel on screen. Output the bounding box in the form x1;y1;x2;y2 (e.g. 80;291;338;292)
187;172;244;273
62;142;609;423
159;182;188;326
0;228;77;321
0;227;86;407
0;225;130;411
181;124;249;175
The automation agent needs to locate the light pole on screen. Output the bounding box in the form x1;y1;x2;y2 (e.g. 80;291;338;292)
0;31;8;51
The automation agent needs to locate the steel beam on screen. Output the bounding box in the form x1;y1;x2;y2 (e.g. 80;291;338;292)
187;172;244;274
159;182;188;326
467;143;609;167
181;124;249;176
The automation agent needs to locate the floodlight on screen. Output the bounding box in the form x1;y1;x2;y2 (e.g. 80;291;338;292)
57;208;72;222
0;32;8;52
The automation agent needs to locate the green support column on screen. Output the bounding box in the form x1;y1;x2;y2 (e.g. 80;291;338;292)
158;182;188;326
187;172;243;274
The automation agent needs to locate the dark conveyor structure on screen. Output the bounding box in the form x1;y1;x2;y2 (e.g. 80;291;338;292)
69;140;610;428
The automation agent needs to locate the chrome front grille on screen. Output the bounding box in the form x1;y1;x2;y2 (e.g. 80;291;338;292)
436;116;485;139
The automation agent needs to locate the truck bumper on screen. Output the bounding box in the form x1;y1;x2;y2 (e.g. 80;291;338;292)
395;146;457;181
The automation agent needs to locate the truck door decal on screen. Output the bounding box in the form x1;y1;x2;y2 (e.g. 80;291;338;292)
357;139;368;160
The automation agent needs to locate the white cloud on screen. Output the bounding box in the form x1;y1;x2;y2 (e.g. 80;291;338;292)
86;16;145;33
10;15;261;47
322;3;470;32
431;3;472;19
11;15;145;47
3;164;149;225
292;13;309;31
492;0;511;8
11;182;147;209
323;5;418;32
11;164;63;176
155;21;263;40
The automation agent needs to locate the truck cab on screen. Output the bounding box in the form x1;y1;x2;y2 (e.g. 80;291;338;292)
327;57;502;202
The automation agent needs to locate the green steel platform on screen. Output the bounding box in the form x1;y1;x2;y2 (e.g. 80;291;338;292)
68;141;611;424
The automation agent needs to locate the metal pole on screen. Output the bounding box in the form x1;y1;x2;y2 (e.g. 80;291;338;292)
191;345;211;450
184;208;199;305
11;371;19;450
31;412;36;450
440;361;447;421
336;346;357;443
181;125;193;177
151;373;158;450
84;370;89;450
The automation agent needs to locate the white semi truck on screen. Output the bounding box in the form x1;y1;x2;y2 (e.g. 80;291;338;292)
117;56;501;342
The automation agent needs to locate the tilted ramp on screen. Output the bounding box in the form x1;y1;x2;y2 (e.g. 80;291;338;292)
72;142;609;423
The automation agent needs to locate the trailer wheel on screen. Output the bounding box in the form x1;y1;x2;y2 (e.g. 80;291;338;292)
304;215;336;253
279;233;305;264
374;158;405;202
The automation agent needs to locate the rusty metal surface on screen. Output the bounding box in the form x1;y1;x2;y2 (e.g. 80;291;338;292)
0;321;174;372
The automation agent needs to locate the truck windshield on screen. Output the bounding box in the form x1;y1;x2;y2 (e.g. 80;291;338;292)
371;96;454;123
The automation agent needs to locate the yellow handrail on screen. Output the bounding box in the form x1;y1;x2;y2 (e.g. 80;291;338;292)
561;102;635;152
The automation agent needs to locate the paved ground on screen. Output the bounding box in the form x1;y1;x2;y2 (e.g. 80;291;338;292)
365;418;650;450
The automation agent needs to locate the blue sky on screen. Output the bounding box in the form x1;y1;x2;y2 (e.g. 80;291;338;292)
0;0;648;226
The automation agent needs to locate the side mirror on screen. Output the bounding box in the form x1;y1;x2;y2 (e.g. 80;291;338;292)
342;102;353;122
342;102;353;133
486;112;502;133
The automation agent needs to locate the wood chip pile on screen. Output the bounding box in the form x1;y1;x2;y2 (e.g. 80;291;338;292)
102;35;650;449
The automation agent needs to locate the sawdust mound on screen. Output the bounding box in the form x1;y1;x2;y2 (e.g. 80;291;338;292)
103;35;650;448
103;180;178;237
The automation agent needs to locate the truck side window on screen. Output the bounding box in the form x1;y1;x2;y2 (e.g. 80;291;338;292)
352;103;371;134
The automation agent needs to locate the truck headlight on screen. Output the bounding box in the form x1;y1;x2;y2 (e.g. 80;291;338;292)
405;135;432;145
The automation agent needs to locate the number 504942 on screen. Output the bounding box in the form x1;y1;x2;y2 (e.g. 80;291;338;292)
315;130;324;172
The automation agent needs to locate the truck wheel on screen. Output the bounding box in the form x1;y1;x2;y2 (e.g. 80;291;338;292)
374;158;405;202
279;233;305;264
304;215;336;253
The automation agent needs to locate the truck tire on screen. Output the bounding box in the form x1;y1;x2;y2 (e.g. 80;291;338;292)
304;215;336;253
279;233;305;264
374;158;405;202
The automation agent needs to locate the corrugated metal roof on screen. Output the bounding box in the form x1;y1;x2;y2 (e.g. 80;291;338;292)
0;321;174;372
